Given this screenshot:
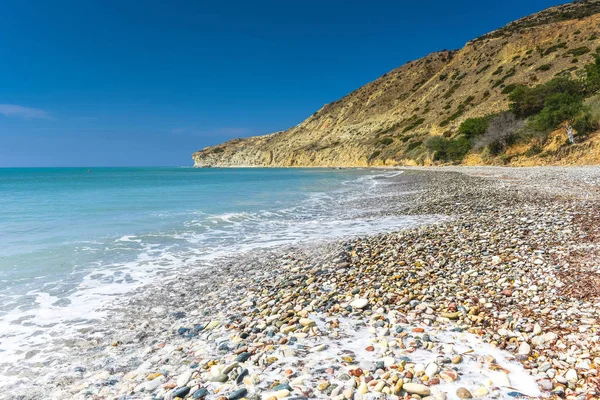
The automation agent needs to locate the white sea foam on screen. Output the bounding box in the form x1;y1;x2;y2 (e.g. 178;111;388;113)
0;169;438;389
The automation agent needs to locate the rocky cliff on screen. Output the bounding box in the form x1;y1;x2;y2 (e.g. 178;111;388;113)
193;0;600;167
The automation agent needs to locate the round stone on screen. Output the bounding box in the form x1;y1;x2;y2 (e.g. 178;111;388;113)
518;342;531;355
403;383;431;396
350;298;369;309
440;369;458;382
228;388;248;400
425;363;439;377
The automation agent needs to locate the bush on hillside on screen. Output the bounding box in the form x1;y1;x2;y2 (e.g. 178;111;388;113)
573;111;598;136
509;76;583;118
458;116;490;138
584;55;600;94
376;137;394;146
474;112;524;155
531;92;584;131
536;64;552;71
425;135;471;162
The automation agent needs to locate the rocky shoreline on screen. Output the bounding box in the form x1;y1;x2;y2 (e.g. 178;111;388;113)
8;168;600;400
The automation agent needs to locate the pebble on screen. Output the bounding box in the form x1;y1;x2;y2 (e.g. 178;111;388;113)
236;352;251;362
456;387;473;399
439;370;458;382
350;298;369;309
34;169;600;400
565;369;578;382
193;388;209;399
176;370;193;387
403;383;431;396
228;388;248;400
518;342;531;355
172;386;191;398
425;363;439;377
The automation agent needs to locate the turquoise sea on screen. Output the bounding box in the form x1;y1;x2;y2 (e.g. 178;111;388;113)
0;167;424;374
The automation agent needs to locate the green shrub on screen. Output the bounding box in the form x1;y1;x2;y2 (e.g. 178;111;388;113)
524;145;543;157
402;118;425;133
459;117;489;138
492;67;516;88
531;92;584;132
425;135;471;162
443;83;461;99
376;137;394;146
502;83;519;94
573;112;598;135
536;64;552;71
585;93;600;123
509;76;583;118
448;105;466;121
446;136;471;161
567;46;591;57
542;42;567;55
405;140;423;152
212;147;225;153
584;55;600;94
477;65;491;74
368;150;381;160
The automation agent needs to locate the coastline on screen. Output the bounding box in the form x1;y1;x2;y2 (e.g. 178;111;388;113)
5;168;600;400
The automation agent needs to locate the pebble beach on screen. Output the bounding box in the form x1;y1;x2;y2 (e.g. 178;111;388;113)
5;167;600;400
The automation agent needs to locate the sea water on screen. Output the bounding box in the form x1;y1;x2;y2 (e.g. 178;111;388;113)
0;167;428;376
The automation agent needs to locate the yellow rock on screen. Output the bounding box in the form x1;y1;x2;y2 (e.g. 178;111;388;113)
440;312;461;319
147;373;162;380
358;382;368;394
299;318;316;327
393;381;403;395
204;320;220;330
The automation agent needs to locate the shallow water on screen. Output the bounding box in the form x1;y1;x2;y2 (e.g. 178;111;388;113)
0;167;431;381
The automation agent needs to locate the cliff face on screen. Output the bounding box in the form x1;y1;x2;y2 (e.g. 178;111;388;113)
193;1;600;167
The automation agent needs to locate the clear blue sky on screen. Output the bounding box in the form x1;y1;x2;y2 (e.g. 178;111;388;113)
0;0;565;167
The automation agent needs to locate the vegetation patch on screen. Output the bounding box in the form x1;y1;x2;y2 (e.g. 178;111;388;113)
405;140;423;151
567;46;591;57
541;42;567;56
492;66;504;76
402;117;425;133
376;137;394;146
474;112;525;155
477;64;491;74
459;116;490;138
443;83;461;99
492;66;516;88
502;83;519;94
536;64;552;71
425;135;471;163
368;150;381;161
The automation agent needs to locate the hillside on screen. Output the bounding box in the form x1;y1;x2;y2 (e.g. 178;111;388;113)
193;0;600;167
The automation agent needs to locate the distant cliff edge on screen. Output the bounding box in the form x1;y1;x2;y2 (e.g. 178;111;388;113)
193;0;600;167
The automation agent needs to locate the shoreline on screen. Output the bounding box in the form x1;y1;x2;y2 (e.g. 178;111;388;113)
4;168;600;400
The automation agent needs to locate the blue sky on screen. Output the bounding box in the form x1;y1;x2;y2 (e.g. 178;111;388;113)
0;0;565;167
